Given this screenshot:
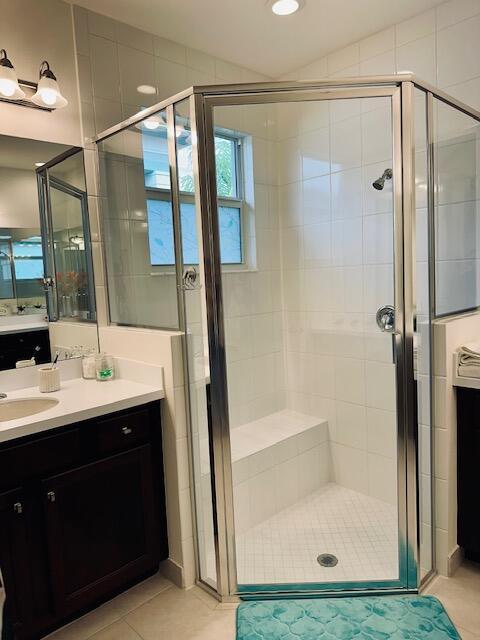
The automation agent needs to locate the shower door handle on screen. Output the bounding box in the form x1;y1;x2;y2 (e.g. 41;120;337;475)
376;305;395;333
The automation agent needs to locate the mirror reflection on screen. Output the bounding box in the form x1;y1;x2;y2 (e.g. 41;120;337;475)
0;135;98;371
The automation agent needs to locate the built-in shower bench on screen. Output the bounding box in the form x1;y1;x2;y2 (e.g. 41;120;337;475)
230;410;330;531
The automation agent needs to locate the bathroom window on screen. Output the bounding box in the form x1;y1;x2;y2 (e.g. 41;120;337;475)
143;129;244;267
12;240;44;280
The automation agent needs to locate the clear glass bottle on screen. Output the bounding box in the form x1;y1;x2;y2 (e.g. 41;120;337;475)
81;348;96;379
95;352;114;381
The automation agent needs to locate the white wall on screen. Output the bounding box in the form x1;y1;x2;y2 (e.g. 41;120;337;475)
281;0;480;117
0;0;81;145
275;97;398;507
72;5;267;142
279;0;480;578
0;167;39;228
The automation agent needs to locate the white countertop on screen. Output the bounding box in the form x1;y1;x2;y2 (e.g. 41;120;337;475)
0;320;48;335
0;374;164;444
0;314;48;335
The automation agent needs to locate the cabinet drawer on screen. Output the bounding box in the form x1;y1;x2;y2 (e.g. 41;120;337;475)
0;428;81;489
96;407;151;455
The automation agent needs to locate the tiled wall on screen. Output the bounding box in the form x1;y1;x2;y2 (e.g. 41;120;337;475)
282;0;480;113
276;98;398;507
72;6;268;142
281;0;480;576
73;8;287;430
216;104;286;428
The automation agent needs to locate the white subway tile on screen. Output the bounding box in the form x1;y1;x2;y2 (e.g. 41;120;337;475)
359;27;395;61
396;34;437;84
436;0;480;30
368;452;397;504
437;14;480;87
396;9;436;46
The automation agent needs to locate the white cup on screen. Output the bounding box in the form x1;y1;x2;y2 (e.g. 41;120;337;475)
39;367;61;393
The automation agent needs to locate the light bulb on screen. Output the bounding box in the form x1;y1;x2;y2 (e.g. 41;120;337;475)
0;78;16;97
0;50;25;100
31;62;68;109
38;88;57;106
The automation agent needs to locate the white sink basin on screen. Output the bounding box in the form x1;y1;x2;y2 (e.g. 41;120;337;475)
0;397;59;422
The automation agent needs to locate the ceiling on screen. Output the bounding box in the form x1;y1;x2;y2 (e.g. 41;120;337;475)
73;0;444;77
0;136;69;171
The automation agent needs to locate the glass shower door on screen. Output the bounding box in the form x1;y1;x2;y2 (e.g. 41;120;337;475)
201;89;409;594
38;151;96;323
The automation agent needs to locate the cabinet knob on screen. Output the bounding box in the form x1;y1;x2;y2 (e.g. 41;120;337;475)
13;502;23;514
47;491;56;503
121;426;132;435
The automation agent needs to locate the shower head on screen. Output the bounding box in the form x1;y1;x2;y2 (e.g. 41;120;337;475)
372;168;393;191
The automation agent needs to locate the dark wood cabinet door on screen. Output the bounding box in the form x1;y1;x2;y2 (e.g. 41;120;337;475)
42;445;160;617
0;488;36;636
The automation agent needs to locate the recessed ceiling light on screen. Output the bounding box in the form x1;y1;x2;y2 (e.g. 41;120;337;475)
35;162;45;167
271;0;301;15
137;84;156;95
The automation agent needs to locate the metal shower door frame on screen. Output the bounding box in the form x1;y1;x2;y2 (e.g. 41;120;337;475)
36;147;97;324
190;81;417;598
89;74;480;601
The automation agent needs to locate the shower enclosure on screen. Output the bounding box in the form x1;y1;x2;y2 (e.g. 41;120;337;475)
93;75;480;600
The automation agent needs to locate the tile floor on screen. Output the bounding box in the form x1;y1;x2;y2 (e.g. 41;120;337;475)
236;483;399;584
44;560;480;640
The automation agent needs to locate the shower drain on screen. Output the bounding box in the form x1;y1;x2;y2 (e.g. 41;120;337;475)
317;553;338;567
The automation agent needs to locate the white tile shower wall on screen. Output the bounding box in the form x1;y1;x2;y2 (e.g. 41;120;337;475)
72;6;268;141
277;98;398;507
216;104;286;428
282;0;480;116
278;0;480;574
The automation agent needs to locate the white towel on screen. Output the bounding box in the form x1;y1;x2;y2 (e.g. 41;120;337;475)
458;342;480;366
459;364;480;378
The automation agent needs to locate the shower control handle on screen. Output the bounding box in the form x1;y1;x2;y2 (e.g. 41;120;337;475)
376;305;395;333
180;266;201;291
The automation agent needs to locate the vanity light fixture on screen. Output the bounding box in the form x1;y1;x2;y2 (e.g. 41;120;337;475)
0;49;25;100
31;61;68;109
271;0;303;16
35;162;45;167
0;52;67;111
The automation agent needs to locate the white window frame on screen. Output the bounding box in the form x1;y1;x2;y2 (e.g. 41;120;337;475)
145;130;248;274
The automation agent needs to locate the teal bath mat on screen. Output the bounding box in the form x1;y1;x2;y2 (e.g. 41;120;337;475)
236;595;460;639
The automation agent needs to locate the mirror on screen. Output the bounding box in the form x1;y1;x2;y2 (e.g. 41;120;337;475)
0;134;98;371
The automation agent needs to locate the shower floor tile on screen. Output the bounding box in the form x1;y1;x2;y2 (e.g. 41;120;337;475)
235;483;398;585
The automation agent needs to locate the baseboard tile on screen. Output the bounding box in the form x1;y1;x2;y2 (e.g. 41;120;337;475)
448;545;464;576
159;557;184;587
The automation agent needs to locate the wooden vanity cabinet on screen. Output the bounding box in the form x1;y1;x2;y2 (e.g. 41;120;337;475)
0;401;168;640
